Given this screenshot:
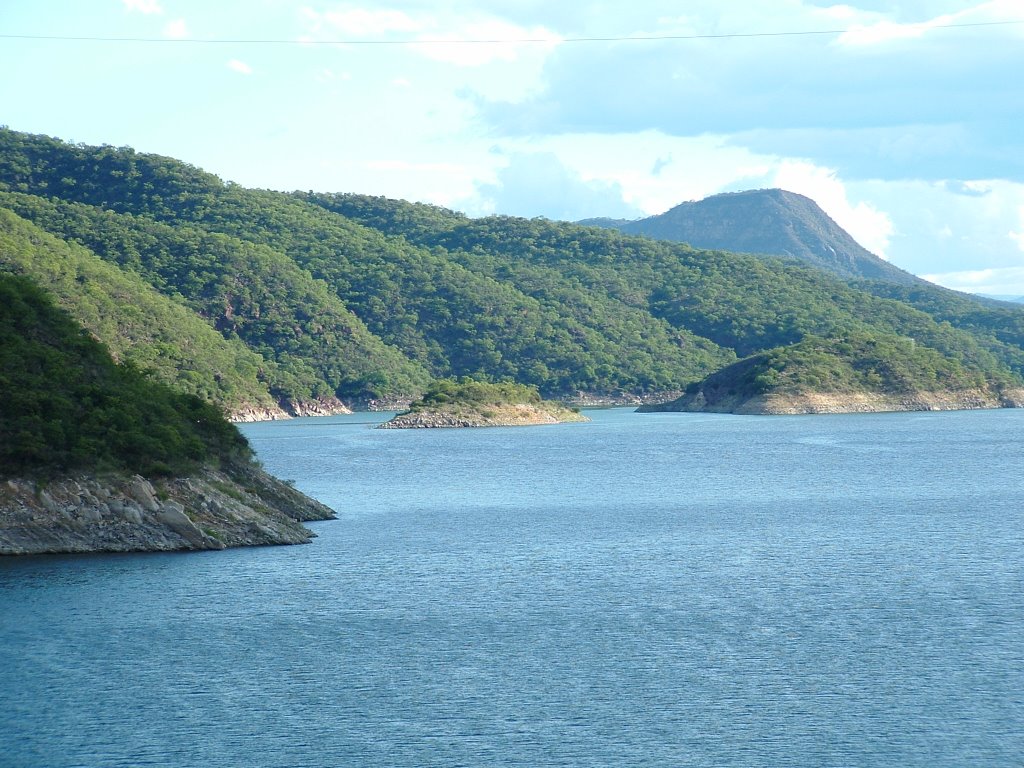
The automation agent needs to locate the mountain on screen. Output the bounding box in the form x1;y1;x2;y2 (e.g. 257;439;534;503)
604;188;921;286
4;127;1024;416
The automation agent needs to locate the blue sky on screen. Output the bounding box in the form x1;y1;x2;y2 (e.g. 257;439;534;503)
2;0;1023;294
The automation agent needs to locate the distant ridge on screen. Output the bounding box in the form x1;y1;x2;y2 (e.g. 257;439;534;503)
595;189;922;286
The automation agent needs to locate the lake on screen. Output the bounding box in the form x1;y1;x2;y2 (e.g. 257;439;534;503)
2;408;1022;767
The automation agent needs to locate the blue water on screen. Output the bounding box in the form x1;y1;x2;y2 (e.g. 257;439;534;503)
2;408;1023;767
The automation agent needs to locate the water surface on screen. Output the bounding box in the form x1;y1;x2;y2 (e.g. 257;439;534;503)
2;408;1022;766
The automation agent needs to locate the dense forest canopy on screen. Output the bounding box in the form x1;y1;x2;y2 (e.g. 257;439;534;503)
3;126;1024;417
0;273;249;478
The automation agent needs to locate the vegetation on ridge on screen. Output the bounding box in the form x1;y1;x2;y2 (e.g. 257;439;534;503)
0;273;249;478
3;126;1024;418
409;379;543;410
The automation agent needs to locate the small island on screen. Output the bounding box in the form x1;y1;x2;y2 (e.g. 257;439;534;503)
378;379;589;429
639;333;1024;415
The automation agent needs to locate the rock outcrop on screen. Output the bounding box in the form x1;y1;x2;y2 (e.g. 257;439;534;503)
285;397;352;418
640;387;1024;415
378;402;589;429
230;405;291;422
229;397;352;423
0;464;335;556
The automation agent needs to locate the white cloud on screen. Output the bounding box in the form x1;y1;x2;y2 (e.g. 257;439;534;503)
921;266;1024;296
228;59;253;75
163;19;188;39
322;8;420;36
835;1;1024;48
412;21;561;67
768;161;894;257
836;17;948;47
308;6;560;67
1010;205;1024;251
468;151;641;220
475;1;1024;183
851;178;1024;277
122;0;162;14
367;160;471;174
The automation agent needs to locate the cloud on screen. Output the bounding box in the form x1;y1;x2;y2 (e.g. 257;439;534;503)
651;155;671;176
163;19;189;39
122;0;162;14
467;151;643;220
944;180;994;197
411;21;561;67
322;8;420;36
724;159;894;256
921;266;1024;296
306;5;560;67
474;3;1024;182
851;177;1024;275
1009;205;1024;251
227;59;253;75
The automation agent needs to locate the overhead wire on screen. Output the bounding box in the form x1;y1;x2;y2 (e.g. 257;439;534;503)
0;19;1021;45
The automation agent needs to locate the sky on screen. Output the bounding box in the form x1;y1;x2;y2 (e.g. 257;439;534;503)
1;1;1023;295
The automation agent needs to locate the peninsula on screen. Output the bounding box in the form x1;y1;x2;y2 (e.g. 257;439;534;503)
639;333;1024;415
378;380;589;429
0;274;333;556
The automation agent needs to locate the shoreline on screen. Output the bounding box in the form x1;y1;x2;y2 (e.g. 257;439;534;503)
0;464;335;557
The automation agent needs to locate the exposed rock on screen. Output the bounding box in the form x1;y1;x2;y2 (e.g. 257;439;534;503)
563;391;684;408
378;402;589;429
285;397;352;418
640;387;1024;415
128;476;161;512
229;397;353;422
0;464;335;556
230;404;290;423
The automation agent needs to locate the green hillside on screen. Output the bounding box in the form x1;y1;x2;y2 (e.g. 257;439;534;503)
0;272;248;477
0;208;275;410
0;191;430;404
643;332;1022;414
3;127;1024;414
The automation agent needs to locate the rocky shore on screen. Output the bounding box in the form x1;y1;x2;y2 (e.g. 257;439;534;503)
378;402;589;429
229;396;352;423
639;387;1024;415
0;463;335;556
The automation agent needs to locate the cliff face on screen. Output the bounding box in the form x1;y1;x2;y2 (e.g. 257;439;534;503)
229;397;352;423
378;402;589;429
0;464;335;556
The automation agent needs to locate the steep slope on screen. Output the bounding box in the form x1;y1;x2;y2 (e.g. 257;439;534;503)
0;191;432;406
0;130;734;396
0;272;334;554
3;127;1024;412
0;207;279;415
615;188;921;285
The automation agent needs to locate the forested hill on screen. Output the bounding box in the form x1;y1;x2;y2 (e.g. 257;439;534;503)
3;127;1024;415
596;188;921;286
0;272;248;477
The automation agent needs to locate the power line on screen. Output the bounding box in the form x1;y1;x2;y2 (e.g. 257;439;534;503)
0;19;1021;45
